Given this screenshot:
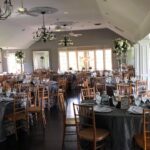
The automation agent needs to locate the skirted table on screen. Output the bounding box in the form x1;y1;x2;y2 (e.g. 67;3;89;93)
95;107;143;150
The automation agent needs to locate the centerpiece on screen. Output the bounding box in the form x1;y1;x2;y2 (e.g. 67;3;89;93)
113;38;131;71
15;50;24;74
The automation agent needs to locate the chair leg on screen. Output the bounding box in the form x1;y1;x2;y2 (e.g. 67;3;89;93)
62;125;65;150
93;141;96;150
14;122;18;140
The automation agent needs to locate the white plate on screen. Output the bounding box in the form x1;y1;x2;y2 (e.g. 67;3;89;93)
94;105;113;113
128;106;143;114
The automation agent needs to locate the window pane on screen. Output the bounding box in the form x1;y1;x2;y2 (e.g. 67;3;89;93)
78;51;84;71
68;51;77;70
87;51;95;70
96;50;104;70
7;53;23;74
59;52;68;72
33;51;49;70
105;49;112;70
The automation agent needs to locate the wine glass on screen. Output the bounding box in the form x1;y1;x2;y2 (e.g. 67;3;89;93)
112;96;118;107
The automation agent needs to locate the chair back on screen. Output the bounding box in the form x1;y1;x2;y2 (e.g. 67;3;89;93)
136;80;148;95
58;92;66;118
81;87;95;100
144;109;150;150
13;95;27;120
73;104;96;139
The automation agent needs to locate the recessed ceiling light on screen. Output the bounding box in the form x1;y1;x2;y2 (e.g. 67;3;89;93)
94;23;101;26
22;28;26;31
105;12;109;15
64;11;69;14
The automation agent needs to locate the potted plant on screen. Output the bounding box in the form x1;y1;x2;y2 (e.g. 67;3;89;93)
15;51;24;74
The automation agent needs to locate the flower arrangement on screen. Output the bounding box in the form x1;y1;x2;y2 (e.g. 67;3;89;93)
15;51;24;74
113;38;131;56
40;56;44;60
15;51;24;60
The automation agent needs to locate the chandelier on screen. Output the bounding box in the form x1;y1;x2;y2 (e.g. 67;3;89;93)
0;0;12;20
58;35;74;47
33;11;56;42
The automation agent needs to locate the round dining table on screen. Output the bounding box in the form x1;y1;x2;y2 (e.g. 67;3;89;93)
94;106;143;150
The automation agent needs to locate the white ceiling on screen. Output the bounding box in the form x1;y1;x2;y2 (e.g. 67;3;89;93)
1;0;150;49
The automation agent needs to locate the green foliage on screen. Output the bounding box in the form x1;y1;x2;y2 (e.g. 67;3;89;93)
40;56;44;60
113;38;131;56
15;51;24;59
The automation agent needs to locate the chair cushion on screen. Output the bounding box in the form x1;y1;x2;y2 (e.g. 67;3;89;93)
79;127;109;141
66;118;76;126
27;107;41;112
134;134;144;149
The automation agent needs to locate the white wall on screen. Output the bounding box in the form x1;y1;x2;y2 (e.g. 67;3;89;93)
2;28;123;72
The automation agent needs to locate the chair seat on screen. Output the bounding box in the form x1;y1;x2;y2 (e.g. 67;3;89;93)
6;112;26;121
79;127;109;141
66;118;76;126
134;134;144;149
134;134;150;149
27;107;41;112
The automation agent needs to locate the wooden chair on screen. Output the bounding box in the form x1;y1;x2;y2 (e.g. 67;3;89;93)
37;84;49;108
136;80;148;95
27;86;46;129
134;109;150;150
116;83;132;95
58;79;67;97
73;104;110;150
5;95;29;140
81;87;95;100
94;77;106;93
57;92;76;150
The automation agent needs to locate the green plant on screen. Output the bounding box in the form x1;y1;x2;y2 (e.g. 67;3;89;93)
113;38;131;56
15;51;24;60
15;51;24;73
40;56;44;60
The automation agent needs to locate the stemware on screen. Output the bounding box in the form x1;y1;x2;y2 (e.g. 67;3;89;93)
112;96;118;107
134;95;141;106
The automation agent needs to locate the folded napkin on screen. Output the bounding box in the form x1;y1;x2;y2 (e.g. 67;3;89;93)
94;105;113;113
128;106;143;114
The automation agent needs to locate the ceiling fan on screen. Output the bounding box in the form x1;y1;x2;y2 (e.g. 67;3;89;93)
68;26;82;37
69;31;82;37
17;0;38;17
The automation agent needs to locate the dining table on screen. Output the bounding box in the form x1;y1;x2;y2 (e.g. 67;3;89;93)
0;98;13;142
94;105;143;150
81;99;143;150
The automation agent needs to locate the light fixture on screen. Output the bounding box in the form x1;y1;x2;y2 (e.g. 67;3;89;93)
58;35;74;47
58;24;74;47
0;0;12;20
33;11;56;42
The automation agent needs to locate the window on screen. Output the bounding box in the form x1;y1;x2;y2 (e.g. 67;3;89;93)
33;51;49;70
87;51;95;70
96;50;104;70
7;53;23;73
59;48;112;71
78;51;84;70
68;51;77;70
59;51;68;72
104;49;112;70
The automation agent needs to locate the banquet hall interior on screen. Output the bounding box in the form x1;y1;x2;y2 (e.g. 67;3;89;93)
0;0;150;150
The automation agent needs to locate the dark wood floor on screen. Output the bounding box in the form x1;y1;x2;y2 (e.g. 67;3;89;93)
1;89;80;150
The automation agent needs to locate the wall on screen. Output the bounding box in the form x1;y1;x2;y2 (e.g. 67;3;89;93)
2;28;124;73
